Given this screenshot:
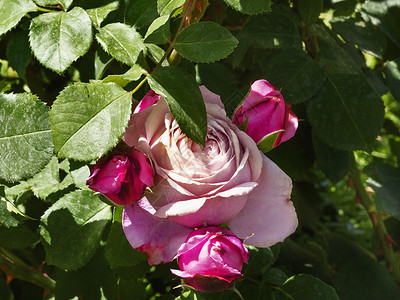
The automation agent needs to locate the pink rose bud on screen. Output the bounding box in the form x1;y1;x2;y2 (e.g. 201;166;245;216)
133;90;161;113
171;227;249;293
86;147;154;206
233;79;298;152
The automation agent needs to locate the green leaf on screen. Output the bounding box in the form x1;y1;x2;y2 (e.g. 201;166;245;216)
365;69;389;97
312;135;349;184
326;233;400;300
195;63;243;116
298;0;323;24
175;290;207;300
86;1;119;27
0;93;53;182
245;246;279;278
223;0;271;15
55;248;117;299
0;197;20;228
0;0;36;36
94;47;113;80
103;64;145;87
34;0;73;10
307;74;384;150
29;7;93;73
4;157;75;202
273;274;339;300
50;82;132;161
145;43;169;67
6;30;31;81
331;18;387;59
148;66;207;145
291;183;323;230
385;59;400;102
0;224;38;249
124;0;159;32
157;0;185;16
257;130;283;153
310;24;362;75
28;156;74;199
70;163;90;190
144;15;171;44
362;0;400;49
239;12;302;49
118;279;148;300
40;190;112;270
332;0;357;17
260;48;326;104
175;22;239;63
105;207;147;269
96;23;145;67
366;164;400;220
267;122;315;181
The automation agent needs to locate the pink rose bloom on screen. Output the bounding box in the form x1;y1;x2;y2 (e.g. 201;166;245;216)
122;86;297;264
233;79;298;149
87;147;154;206
171;226;249;292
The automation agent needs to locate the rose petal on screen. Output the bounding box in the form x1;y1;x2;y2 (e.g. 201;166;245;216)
122;198;193;265
251;79;276;98
228;154;298;247
154;198;208;219
275;103;298;146
129;149;154;187
200;86;225;109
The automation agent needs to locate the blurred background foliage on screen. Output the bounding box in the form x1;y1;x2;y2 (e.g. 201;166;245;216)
1;0;400;299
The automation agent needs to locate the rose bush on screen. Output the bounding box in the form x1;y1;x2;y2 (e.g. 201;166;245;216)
122;85;298;264
233;79;298;150
87;147;154;206
171;226;249;293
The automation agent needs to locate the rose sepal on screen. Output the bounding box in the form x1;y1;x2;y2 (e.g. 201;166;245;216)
95;190;152;207
237;114;249;132
256;129;285;153
96;192;122;207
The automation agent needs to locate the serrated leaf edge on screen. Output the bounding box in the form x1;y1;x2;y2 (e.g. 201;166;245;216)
28;7;93;74
50;82;132;161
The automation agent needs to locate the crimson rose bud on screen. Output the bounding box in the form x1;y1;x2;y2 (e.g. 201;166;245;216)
233;79;298;151
171;227;249;292
86;148;154;206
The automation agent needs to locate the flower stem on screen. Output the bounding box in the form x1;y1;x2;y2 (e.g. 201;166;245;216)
36;6;62;12
349;152;400;282
130;0;196;94
231;285;245;300
151;0;196;74
130;76;148;95
0;247;55;293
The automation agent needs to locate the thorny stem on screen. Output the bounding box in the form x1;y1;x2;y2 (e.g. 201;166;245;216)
349;152;400;282
151;0;196;74
0;246;55;293
130;0;196;95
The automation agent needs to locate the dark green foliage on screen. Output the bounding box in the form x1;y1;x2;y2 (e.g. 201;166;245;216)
1;0;400;298
0;93;53;182
50;82;133;161
308;74;384;150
